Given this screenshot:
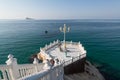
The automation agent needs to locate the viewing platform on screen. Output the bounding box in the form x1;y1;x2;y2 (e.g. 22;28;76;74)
39;41;86;61
37;40;86;74
0;40;86;80
38;40;86;65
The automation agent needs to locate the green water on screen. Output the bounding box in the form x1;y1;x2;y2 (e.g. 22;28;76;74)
0;20;120;80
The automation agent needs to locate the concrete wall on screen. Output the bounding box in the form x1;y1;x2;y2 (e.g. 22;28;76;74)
64;58;86;75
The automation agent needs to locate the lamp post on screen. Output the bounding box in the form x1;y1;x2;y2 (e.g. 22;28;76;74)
60;24;70;50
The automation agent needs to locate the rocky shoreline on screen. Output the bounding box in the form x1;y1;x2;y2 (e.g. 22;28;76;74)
64;61;105;80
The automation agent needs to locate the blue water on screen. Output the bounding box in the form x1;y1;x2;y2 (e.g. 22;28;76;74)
0;20;120;80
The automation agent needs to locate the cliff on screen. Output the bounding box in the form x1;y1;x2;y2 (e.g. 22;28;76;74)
64;61;105;80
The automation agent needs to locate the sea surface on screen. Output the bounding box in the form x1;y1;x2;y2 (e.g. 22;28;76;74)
0;19;120;80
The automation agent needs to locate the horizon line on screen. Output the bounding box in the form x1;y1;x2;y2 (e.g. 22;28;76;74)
0;18;120;20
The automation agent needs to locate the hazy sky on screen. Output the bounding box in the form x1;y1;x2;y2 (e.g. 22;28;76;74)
0;0;120;19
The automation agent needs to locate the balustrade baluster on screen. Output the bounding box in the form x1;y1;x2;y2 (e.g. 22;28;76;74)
22;68;25;77
1;70;7;80
20;69;23;77
6;69;12;80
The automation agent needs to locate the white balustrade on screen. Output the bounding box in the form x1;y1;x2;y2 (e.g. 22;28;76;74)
0;65;12;80
0;55;44;80
43;40;60;52
63;52;86;67
19;64;64;80
18;64;36;78
0;53;85;80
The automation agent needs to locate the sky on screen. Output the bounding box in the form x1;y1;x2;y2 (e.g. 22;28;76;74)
0;0;120;19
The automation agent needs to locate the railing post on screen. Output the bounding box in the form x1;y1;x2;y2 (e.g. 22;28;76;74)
54;58;59;66
78;41;80;45
43;59;52;80
78;53;81;59
33;58;39;73
40;47;42;52
6;54;19;80
71;57;73;63
62;60;65;66
56;39;59;43
49;43;51;48
43;59;51;70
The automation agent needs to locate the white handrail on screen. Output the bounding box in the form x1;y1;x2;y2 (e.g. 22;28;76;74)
63;53;86;67
18;64;64;80
0;53;86;80
0;65;12;80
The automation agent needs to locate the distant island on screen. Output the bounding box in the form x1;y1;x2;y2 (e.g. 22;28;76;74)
25;17;34;20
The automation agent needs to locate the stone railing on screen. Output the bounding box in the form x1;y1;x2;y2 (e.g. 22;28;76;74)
63;53;86;67
61;41;86;67
62;41;80;45
0;65;11;80
20;64;64;80
40;40;85;54
40;40;60;52
0;53;85;80
0;54;64;80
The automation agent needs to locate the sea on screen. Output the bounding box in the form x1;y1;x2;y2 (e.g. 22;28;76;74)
0;19;120;80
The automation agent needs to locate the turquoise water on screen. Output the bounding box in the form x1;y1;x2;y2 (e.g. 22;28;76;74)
0;20;120;80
